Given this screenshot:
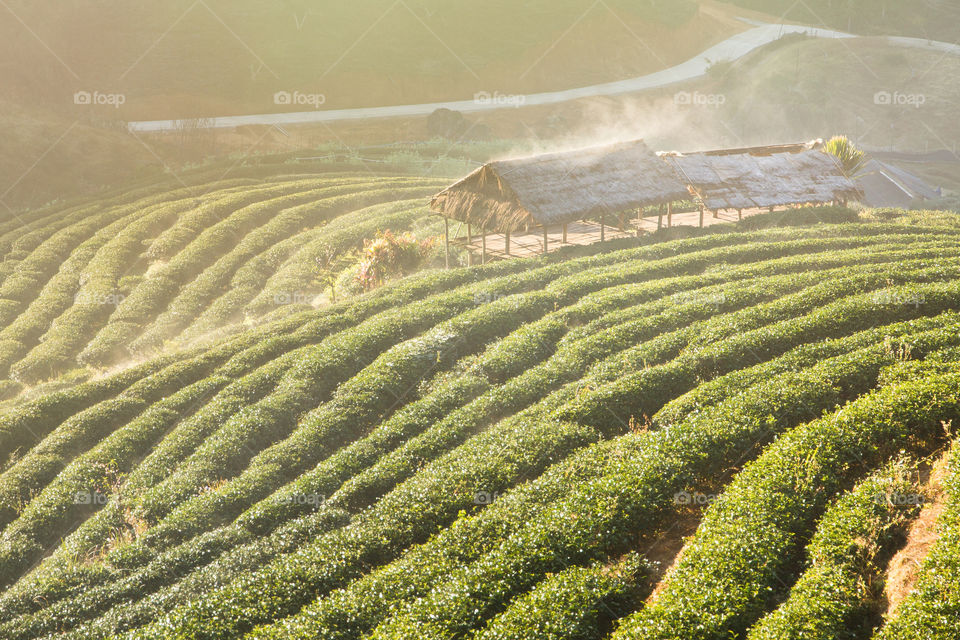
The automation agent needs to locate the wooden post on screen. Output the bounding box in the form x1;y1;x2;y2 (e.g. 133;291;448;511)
636;208;642;238
667;203;673;228
600;215;605;242
542;226;548;254
466;223;473;267
657;204;664;230
699;206;704;228
737;209;743;220
481;227;487;265
504;230;510;257
444;217;450;269
712;207;719;218
618;214;625;231
562;223;568;244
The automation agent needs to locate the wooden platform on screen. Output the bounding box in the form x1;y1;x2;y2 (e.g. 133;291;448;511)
450;207;767;261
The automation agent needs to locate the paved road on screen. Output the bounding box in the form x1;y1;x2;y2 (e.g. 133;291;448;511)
127;22;958;133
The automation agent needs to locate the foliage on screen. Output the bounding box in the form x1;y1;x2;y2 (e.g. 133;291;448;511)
823;135;867;178
2;195;960;640
355;230;437;291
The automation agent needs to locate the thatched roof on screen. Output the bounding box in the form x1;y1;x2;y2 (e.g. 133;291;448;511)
661;141;863;211
430;140;690;232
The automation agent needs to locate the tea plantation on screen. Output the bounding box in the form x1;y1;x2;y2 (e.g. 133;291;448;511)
0;175;958;639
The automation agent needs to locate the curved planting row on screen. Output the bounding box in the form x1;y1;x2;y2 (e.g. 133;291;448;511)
0;205;958;640
125;283;960;638
0;226;916;632
0;246;887;635
615;370;960;640
0;172;450;387
176;198;434;344
745;458;920;639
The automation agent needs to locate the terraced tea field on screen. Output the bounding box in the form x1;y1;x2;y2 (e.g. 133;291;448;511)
0;166;452;395
0;178;959;639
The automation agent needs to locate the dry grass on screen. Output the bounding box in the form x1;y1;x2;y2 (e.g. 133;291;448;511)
882;449;953;616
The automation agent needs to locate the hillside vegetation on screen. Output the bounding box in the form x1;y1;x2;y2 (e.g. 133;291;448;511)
0;183;958;638
0;160;484;395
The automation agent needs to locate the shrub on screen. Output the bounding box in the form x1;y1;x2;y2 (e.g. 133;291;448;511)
615;373;960;640
746;459;920;639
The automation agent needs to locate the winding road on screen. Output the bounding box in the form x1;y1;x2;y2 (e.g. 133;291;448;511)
127;21;960;133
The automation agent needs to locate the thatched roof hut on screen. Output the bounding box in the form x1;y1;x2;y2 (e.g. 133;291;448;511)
430;140;690;232
661;141;862;211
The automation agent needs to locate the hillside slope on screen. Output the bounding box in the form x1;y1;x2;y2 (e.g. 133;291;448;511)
1;0;713;120
0;205;957;639
0;160;481;394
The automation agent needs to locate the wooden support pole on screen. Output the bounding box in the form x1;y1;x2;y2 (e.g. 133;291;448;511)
699;206;704;228
737;209;743;220
636;207;642;238
600;215;605;242
542;226;549;254
444;217;450;269
466;224;473;266
562;223;568;244
712;207;719;218
667;202;673;228
657;204;664;230
481;228;487;264
618;213;625;231
504;230;511;257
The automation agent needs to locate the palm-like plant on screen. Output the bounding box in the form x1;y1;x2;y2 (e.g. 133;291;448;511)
823;135;867;178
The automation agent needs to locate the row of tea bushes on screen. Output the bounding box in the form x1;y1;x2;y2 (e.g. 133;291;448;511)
616;372;960;640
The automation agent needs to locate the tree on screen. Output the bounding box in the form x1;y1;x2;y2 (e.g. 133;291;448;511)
427;108;467;140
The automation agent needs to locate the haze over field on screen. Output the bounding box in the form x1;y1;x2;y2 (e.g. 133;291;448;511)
0;3;959;640
1;0;958;207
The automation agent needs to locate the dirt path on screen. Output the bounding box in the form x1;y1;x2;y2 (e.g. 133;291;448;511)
882;450;952;616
